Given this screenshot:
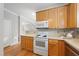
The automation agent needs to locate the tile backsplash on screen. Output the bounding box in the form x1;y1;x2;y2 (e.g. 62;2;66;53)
75;28;79;38
37;28;79;38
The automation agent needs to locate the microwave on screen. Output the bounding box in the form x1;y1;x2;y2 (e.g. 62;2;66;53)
36;21;48;28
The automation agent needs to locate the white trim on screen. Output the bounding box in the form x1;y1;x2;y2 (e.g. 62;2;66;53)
4;8;17;16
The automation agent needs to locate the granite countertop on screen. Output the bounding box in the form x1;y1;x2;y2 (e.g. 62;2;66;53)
21;33;35;37
49;37;79;52
64;38;79;52
48;37;64;40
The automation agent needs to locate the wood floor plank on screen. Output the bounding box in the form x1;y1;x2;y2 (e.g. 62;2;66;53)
4;43;38;56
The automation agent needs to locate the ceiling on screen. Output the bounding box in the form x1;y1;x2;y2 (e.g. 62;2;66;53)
4;3;67;12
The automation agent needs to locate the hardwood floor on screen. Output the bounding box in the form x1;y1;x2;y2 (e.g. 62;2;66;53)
4;43;38;56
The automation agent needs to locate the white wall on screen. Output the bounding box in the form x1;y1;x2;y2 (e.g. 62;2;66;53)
0;3;4;56
17;8;36;35
4;4;36;35
3;20;12;47
4;4;36;47
20;15;36;35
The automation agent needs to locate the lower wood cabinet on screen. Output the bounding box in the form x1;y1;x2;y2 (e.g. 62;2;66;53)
48;39;65;56
21;36;26;49
21;36;33;52
48;40;59;56
65;42;79;56
21;36;79;56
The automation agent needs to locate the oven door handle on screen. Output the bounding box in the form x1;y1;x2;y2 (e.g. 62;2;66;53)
35;39;48;41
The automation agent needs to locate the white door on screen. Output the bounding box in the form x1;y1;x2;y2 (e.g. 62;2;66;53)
3;20;12;47
4;9;19;46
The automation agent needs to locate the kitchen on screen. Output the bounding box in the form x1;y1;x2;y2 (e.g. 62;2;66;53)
3;3;79;56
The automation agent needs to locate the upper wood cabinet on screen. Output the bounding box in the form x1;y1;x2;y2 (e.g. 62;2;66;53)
67;3;77;28
77;4;79;28
36;5;68;28
48;6;68;28
57;6;68;28
48;8;58;28
36;10;48;21
36;4;78;28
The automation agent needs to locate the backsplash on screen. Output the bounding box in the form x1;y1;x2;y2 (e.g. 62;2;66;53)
37;28;79;38
75;28;79;38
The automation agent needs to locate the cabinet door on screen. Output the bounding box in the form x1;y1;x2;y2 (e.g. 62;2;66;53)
27;38;33;52
77;4;79;27
58;6;68;28
26;37;33;52
48;43;59;56
36;11;42;21
58;40;65;56
48;39;59;56
36;10;48;21
21;36;33;52
21;36;26;49
68;3;77;28
48;8;58;28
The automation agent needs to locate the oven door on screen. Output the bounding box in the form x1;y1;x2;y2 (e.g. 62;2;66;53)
34;38;48;50
33;38;48;56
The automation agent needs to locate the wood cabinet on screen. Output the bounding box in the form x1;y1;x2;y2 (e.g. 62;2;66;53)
48;39;59;56
21;36;26;49
21;36;33;52
65;42;79;56
67;3;77;28
36;10;48;21
77;4;79;27
48;8;58;28
58;6;68;28
48;39;65;56
36;5;68;28
25;36;33;51
58;40;65;56
36;4;78;28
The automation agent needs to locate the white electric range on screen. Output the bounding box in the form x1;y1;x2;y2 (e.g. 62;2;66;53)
34;31;48;56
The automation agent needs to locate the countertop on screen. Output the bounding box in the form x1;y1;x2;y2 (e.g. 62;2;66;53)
49;37;79;51
21;34;79;51
21;34;35;37
64;38;79;52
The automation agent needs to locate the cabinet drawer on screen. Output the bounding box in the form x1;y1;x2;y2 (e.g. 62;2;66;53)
48;39;58;45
